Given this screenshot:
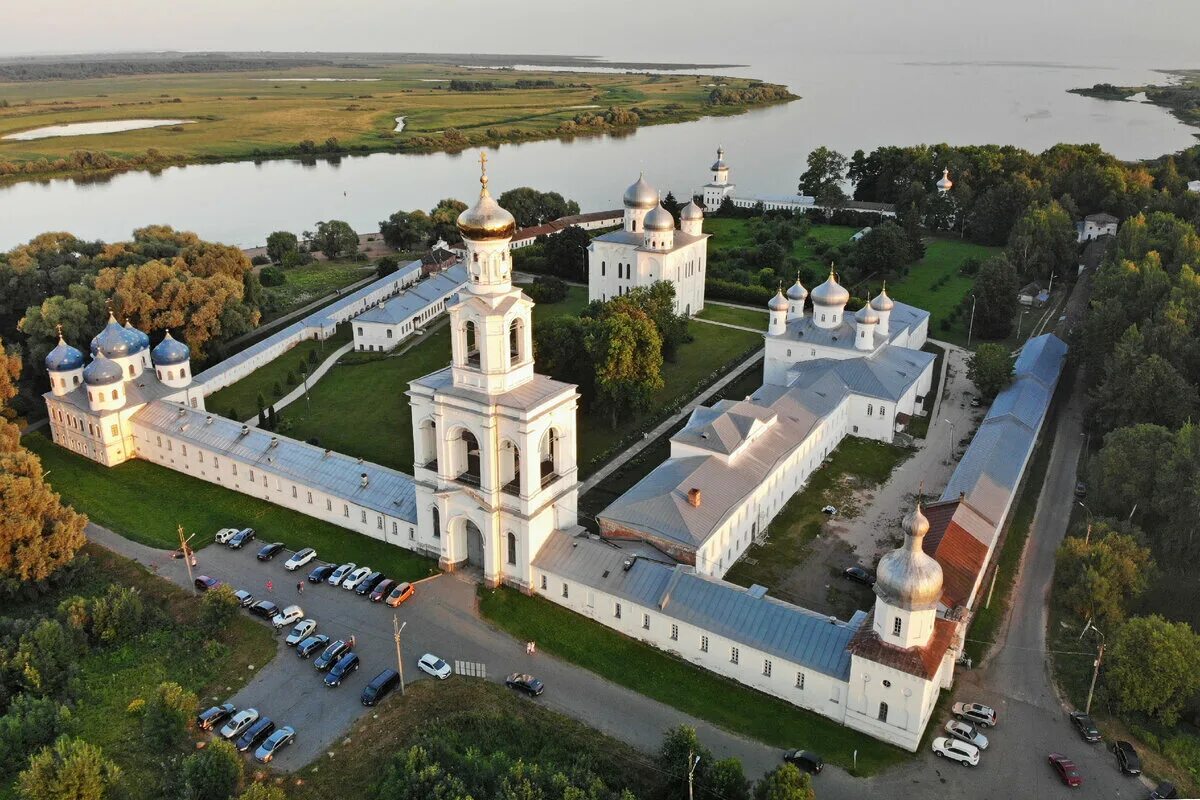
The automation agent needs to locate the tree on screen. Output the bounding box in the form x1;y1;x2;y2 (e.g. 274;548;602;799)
311;220;359;260
88;585;146;644
428;199;468;245
256;393;266;413
1055;521;1153;626
497;187;579;228
849;222;914;275
532;317;592;400
11;620;80;703
707;758;750;800
199;585;240;636
1006;200;1077;281
603;282;690;362
376;256;400;279
257;266;284;287
966;343;1014;400
753;764;814;800
266;406;277;430
235;786;287;800
1088;424;1173;520
379;210;432;251
586;309;663;429
1106;614;1200;726
661;191;681;222
539;226;592;281
972;255;1019;339
1091;326;1197;433
264;232;298;265
0;695;72;775
656;726;712;800
141;681;198;750
17;736;121;800
799;146;848;208
179;738;243;800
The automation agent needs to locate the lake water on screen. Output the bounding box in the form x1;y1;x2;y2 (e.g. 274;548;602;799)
0;50;1197;249
3;119;195;141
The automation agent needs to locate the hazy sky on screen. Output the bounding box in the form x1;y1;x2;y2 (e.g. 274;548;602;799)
3;0;1198;72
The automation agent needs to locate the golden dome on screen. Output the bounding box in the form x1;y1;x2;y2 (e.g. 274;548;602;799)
456;152;516;241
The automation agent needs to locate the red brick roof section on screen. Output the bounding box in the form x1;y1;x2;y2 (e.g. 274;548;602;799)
847;612;957;679
921;499;990;610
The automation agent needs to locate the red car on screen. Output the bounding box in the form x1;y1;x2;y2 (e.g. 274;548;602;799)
1048;753;1082;787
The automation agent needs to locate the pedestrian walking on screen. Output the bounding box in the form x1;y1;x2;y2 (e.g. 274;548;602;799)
266;579;274;593
296;581;304;594
349;634;356;649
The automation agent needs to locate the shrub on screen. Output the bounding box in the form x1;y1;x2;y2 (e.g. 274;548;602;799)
0;695;72;775
199;585;240;636
307;349;319;365
286;370;296;386
89;585;147;644
527;275;569;304
249;254;270;266
141;681;198;750
272;381;283;398
258;266;285;287
17;736;122;800
281;250;314;268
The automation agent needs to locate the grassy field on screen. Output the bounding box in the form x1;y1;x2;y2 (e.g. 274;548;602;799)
478;586;910;776
705;218;857;274
25;432;438;581
723;437;913;590
696;302;768;329
260;260;375;321
884;237;1001;347
0;63;791;174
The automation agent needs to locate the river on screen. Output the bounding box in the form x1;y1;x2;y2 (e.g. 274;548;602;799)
0;52;1196;249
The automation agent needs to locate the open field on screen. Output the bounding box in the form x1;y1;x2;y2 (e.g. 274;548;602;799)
0;63;792;176
25;432;437;580
705;218;857;274
696;302;768;328
883;237;1001;346
260;260;375;321
478;586;910;776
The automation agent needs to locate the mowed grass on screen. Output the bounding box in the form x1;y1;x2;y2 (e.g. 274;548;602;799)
478;586;910;776
723;437;913;590
696;303;768;329
886;237;1000;347
24;432;437;581
260;260;374;321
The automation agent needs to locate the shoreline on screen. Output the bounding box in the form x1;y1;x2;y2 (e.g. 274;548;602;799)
1069;69;1200;136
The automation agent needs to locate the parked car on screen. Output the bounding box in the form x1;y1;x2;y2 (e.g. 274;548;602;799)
782;750;823;774
284;548;317;571
505;673;544;696
952;702;997;728
196;703;236;731
308;563;336;583
842;565;875;586
254;726;295;763
369;579;396;602
314;640;349;671
1048;753;1083;787
970;397;982;408
256;541;286;561
233;589;255;608
944;719;989;750
361;669;400;706
271;605;304;629
249;600;279;619
324;652;360;687
386;582;415;607
417;653;452;680
296;634;330;659
1151;781;1179;799
219;708;259;740
214;527;241;544
285;619;317;646
235;717;276;753
931;736;979;767
821;505;838;515
193;575;220;592
228;528;256;549
342;567;373;591
354;571;385;596
1068;711;1101;743
1074;481;1087;498
327;563;356;587
1113;740;1141;775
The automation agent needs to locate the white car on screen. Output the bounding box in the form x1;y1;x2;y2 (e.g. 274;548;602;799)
342;566;373;591
944;719;989;750
284;618;317;646
271;604;304;628
284;548;317;571
932;736;980;767
952;701;998;728
327;562;356;586
214;527;241;544
218;708;259;739
417;653;452;680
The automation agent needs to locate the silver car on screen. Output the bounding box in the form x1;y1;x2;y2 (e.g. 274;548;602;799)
944;719;989;750
284;619;317;646
327;562;356;586
254;725;295;763
218;708;259;740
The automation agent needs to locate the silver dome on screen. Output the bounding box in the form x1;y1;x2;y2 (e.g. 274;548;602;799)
623;173;658;209
856;304;879;324
768;289;789;312
83;356;124;386
937;167;953;191
644;204;675;232
786;278;808;301
45;336;84;372
151;331;190;366
874;504;943;611
710;146;728;172
810;270;850;307
680;201;703;221
870;286;895;312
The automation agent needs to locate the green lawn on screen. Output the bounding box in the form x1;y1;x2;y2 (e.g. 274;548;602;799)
478;586;910;776
260;260;375;321
205;323;353;422
885;238;1000;347
696;303;768;329
705;218;858;274
25;432;437;581
723;437;913;590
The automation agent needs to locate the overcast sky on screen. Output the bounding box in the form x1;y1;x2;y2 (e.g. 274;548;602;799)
3;0;1198;71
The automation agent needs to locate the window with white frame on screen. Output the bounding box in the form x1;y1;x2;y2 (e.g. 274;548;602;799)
763;659;772;677
700;635;709;653
730;646;739;665
670;624;678;641
642;613;650;630
796;672;805;690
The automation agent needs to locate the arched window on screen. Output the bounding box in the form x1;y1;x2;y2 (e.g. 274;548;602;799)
431;507;441;539
128;364;135;376
867;404;873;416
507;532;517;565
464;320;479;366
156;369;162;380
878;702;889;723
111;389;118;400
539;428;559;485
509;318;523;365
892;616;902;636
72;375;79;385
168;370;174;380
180;367;187;378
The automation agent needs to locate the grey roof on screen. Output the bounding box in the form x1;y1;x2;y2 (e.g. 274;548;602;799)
132;401;417;522
986;376;1051;430
48;367;183;412
786;347;935;403
591;228;707;252
777;300;928;355
356;265;467;325
533;531;865;679
1085;212;1118;223
409;367;576;414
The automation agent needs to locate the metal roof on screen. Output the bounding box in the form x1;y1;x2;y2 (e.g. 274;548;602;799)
132;401;417;522
409;368;577;415
1013;334;1068;389
356;265;467;325
786;347;935;403
534;531;864;679
985;376;1052;431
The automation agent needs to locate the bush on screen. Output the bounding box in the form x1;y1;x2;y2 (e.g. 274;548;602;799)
307;349;319;365
705;278;774;305
141;681;198;750
376;255;400;278
272;381;283;398
286;370;297;386
199;585;240;636
17;736;122;800
281;250;314;269
0;695;72;775
89;585;147;644
179;738;243;800
526;275;569;304
258;266;285;287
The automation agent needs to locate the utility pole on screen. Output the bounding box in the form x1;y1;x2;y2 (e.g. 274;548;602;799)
392;615;407;695
944;418;956;460
178;525;197;595
966;294;977;348
1078;501;1093;545
1079;620;1105;714
686;751;700;800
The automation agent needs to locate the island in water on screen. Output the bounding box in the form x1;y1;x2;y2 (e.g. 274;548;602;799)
1070;69;1200;134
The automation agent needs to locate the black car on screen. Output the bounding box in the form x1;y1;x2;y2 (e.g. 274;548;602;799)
324;652;360;687
354;571;385;596
233;589;255;608
842;565;875;586
505;673;544;696
249;600;279;619
782;749;823;774
257;541;286;561
235;717;276;752
196;703;236;731
228;528;256;549
1113;740;1141;775
308;563;336;583
1068;711;1101;743
1152;781;1179;799
361;668;400;706
296;634;330;659
314;639;350;671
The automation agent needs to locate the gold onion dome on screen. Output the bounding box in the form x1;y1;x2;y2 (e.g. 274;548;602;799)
456;153;516;241
810;269;850;307
874;503;943;611
623;172;659;209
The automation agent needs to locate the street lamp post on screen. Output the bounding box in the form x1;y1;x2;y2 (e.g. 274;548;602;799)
392;615;407;695
1077;501;1093;545
944;418;956;459
966;294;977;348
1016;308;1029;340
686;752;701;800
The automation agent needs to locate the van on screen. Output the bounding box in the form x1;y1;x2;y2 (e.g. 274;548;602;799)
361;668;400;706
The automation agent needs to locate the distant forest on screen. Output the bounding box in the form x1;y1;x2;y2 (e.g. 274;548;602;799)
0;57;340;82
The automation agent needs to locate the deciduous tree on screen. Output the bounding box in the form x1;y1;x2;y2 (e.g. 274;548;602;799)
265;232;299;265
141;681;198;750
586;308;663;429
179;738;243;800
428;199;468;245
497;187;579;228
799;146;848;208
379;210;432;251
311;220;359;260
1055;521;1153;626
966;343;1014;400
972;255;1019;340
1106;614;1200;726
17;736;121;800
753;764;814;800
1006;200;1077;281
